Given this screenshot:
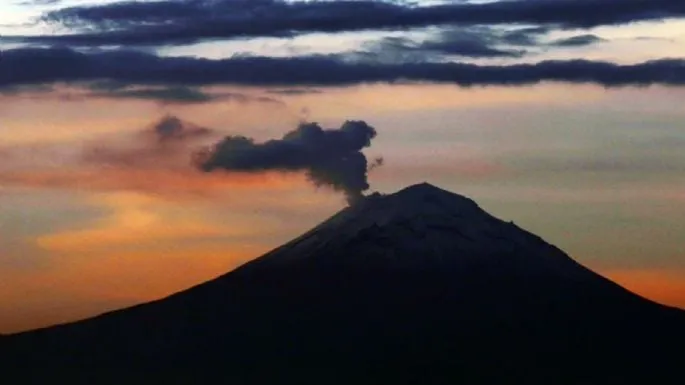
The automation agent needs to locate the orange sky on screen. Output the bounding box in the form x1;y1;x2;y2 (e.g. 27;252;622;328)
1;83;684;333
602;269;685;309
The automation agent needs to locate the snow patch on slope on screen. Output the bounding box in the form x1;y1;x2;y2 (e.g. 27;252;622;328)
249;183;591;280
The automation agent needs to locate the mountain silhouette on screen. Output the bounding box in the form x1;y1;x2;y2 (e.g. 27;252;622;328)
1;183;683;385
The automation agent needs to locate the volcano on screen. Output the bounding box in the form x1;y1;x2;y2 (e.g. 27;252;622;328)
1;183;683;385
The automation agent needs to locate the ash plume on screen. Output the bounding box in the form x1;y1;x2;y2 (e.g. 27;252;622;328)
194;120;381;204
147;114;212;143
83;114;214;169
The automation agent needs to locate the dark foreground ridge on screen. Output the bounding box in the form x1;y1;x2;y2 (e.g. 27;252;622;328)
1;183;683;385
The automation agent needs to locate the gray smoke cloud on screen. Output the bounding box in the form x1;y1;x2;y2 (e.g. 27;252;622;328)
82;115;215;169
149;115;212;143
194;120;382;204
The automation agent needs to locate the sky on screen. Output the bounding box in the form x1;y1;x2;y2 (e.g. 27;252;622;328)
1;0;684;333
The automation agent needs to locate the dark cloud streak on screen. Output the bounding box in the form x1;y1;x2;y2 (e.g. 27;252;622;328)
2;48;684;89
89;85;283;105
550;34;606;47
358;28;527;61
91;86;224;104
13;0;685;47
0;79;282;105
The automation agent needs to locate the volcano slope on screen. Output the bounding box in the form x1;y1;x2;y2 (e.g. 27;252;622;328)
1;183;683;385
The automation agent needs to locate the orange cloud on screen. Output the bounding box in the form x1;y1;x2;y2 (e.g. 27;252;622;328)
33;191;292;253
0;167;306;199
37;217;229;252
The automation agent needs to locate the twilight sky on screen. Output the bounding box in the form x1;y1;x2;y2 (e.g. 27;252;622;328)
1;0;684;333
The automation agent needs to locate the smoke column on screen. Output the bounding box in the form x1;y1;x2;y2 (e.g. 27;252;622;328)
194;120;381;204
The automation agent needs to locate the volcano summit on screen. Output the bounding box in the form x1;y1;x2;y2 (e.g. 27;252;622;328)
1;183;683;385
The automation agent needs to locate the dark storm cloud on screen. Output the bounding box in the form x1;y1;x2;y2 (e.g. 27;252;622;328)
267;88;323;96
0;84;54;96
355;28;606;61
501;26;551;46
0;80;280;105
550;34;606;47
2;47;685;89
195;120;382;204
359;28;526;61
12;0;685;47
89;85;220;104
88;84;283;105
358;26;613;61
417;28;526;58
